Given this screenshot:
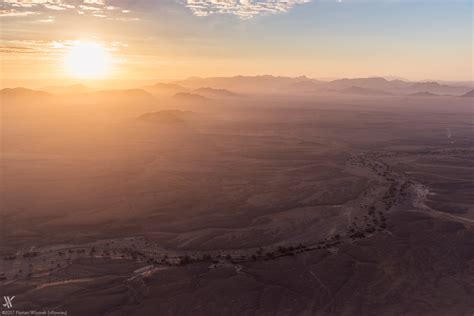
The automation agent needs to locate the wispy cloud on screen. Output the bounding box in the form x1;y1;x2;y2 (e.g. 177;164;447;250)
0;45;38;53
0;8;38;17
185;0;312;19
0;0;137;20
0;39;128;56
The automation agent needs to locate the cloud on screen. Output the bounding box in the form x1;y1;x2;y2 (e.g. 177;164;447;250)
38;15;54;22
0;45;38;53
3;0;73;10
0;0;137;20
185;0;312;19
0;9;38;17
84;0;105;4
0;39;128;57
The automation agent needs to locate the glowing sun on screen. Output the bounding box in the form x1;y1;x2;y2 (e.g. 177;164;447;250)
65;41;110;79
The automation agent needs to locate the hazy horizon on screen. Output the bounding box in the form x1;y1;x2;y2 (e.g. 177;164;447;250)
2;74;474;91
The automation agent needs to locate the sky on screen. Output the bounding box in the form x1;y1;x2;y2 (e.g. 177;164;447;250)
0;0;472;87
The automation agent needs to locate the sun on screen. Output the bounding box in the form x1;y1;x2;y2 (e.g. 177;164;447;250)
65;41;111;79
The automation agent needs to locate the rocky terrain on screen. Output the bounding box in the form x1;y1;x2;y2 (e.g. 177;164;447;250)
1;86;473;315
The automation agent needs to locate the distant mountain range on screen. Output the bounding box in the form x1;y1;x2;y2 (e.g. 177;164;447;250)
2;77;472;101
174;76;472;96
174;75;312;93
0;87;50;99
320;77;409;91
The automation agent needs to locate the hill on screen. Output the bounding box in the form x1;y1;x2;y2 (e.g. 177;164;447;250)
319;77;471;95
0;87;50;99
406;82;471;95
194;87;239;98
460;89;474;97
138;110;197;124
408;91;442;97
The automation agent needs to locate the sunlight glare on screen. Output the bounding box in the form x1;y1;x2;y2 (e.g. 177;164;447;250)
65;41;110;79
